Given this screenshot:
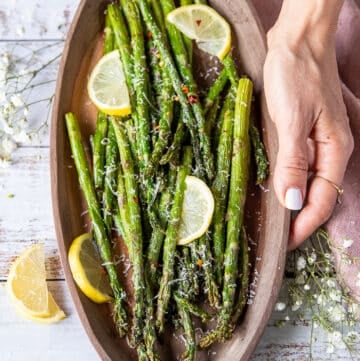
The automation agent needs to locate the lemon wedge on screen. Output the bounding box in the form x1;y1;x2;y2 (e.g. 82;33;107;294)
68;233;113;304
6;243;66;324
12;292;66;324
87;50;131;116
167;4;231;60
177;176;215;245
7;244;50;317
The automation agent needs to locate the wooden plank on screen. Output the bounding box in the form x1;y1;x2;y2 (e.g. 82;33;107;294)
0;281;99;361
0;280;357;361
0;147;63;280
0;0;78;40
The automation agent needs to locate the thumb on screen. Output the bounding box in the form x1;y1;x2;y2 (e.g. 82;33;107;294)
274;134;309;211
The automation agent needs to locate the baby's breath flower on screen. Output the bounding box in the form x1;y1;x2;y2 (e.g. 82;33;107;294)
316;294;325;305
296;256;306;271
1;136;17;154
326;343;335;354
291;300;302;312
10;94;24;108
274;302;286;311
328;304;346;322
279;229;360;358
307;252;317;265
343;238;354;249
326;279;336;289
329;289;341;302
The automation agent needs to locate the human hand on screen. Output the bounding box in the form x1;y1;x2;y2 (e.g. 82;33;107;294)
263;0;354;250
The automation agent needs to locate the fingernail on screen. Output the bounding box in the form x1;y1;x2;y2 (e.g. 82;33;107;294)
285;188;303;210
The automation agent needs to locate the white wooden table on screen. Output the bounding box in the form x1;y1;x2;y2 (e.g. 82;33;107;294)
0;1;357;360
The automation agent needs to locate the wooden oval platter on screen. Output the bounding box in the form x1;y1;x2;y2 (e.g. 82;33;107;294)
50;0;290;360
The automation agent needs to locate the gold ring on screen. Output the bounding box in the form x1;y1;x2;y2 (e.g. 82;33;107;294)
315;175;344;204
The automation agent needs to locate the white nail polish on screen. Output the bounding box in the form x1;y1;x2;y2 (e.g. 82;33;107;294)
285;188;303;210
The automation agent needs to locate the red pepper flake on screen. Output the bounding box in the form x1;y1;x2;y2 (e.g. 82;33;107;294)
182;85;189;94
188;94;199;104
154;124;160;131
196;19;202;26
196;259;203;267
133;196;139;204
147;31;152;39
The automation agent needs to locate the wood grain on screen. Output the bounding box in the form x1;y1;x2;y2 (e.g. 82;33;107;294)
0;0;76;40
50;0;289;360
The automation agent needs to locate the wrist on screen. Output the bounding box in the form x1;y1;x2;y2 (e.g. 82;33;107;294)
267;0;343;54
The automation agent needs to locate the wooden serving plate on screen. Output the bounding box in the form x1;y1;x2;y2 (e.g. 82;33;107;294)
50;0;290;360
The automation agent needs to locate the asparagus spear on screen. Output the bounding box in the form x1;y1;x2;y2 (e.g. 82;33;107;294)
180;0;194;63
176;247;195;300
218;77;252;335
102;122;119;234
203;67;228;114
151;70;174;170
107;4;138;155
65;112;128;337
104;12;115;54
159;117;186;165
137;0;214;180
118;0;152;174
174;292;211;323
200;77;253;347
114;150;159;361
195;235;220;308
249;118;269;184
147;162;178;288
222;55;238;87
92;13;114;202
175;295;196;361
156;146;193;333
219;56;270;183
231;227;250;326
204;97;220;138
92;113;108;201
111;117;145;346
212;89;235;286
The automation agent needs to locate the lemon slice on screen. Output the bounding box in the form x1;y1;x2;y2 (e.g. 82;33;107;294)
177;176;215;245
68;233;113;304
87;50;131;116
13;293;66;324
167;4;231;60
7;244;50;317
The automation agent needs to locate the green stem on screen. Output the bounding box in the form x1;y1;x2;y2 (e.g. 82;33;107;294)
156;146;193;333
65;112;128;337
111;117;145;346
212;89;235;286
102;121;119;234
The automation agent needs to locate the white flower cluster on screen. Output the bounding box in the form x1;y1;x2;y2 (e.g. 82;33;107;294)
0;53;30;165
1;43;61;166
275;229;360;357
